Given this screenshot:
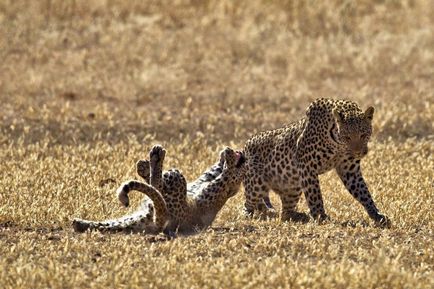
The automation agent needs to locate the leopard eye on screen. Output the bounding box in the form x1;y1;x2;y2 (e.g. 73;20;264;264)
360;133;368;139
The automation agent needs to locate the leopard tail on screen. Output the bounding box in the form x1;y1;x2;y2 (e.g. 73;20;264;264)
72;210;153;233
116;180;169;232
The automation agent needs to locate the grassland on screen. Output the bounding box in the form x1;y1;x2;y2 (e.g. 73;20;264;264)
0;0;433;288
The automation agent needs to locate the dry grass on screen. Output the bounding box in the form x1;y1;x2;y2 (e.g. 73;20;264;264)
1;0;433;288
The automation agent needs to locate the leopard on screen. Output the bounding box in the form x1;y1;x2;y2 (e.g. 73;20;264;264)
242;98;390;226
72;145;246;235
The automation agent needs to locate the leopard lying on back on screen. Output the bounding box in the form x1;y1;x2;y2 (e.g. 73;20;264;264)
73;145;246;235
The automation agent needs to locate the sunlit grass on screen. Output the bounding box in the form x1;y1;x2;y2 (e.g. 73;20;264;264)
0;0;433;288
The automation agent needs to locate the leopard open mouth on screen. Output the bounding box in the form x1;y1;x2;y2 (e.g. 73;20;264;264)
235;151;246;168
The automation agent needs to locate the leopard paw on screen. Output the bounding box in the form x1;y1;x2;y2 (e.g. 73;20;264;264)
150;145;166;165
136;159;150;180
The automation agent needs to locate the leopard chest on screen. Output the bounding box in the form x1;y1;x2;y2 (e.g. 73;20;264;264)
300;141;342;175
296;121;343;175
315;151;340;174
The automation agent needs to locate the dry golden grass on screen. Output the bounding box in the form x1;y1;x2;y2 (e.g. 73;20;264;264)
1;0;433;288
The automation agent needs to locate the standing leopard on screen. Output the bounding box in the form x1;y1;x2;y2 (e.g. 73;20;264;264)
243;98;390;226
73;145;246;235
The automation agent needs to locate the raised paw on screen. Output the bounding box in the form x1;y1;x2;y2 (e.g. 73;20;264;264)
150;145;166;165
136;160;150;181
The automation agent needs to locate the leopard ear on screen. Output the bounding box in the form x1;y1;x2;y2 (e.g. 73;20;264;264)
365;106;375;121
333;109;344;124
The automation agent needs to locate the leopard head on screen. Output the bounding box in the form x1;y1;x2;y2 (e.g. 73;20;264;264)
333;106;374;159
219;147;246;197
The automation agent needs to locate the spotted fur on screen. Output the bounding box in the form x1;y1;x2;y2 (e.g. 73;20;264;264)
73;145;246;235
243;98;390;226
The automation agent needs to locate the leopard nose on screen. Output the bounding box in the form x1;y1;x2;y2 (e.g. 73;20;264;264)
354;148;368;159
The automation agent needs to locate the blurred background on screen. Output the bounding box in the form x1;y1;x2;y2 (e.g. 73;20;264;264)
1;0;433;146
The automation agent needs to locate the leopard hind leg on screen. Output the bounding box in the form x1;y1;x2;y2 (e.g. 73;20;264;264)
275;187;309;223
243;172;276;218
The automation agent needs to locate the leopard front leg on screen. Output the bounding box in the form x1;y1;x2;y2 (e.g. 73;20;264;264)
149;145;166;192
136;159;150;183
299;169;329;222
336;159;390;227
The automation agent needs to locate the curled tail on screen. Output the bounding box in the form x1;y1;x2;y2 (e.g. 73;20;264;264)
117;180;169;232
